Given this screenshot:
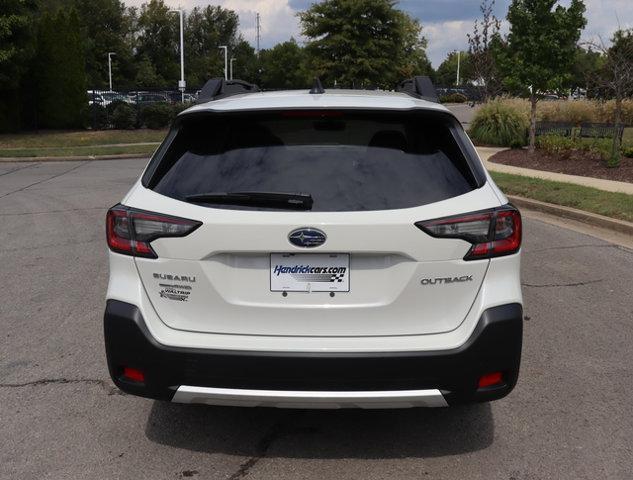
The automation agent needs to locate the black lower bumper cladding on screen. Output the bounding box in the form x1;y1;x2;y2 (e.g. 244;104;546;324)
104;300;523;405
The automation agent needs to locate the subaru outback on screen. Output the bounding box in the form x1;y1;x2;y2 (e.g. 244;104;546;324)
104;77;523;408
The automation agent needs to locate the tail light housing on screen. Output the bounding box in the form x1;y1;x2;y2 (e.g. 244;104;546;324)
106;204;201;259
416;205;522;260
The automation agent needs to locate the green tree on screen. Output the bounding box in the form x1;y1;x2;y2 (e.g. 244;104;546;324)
0;0;37;131
468;0;503;99
498;0;586;152
570;46;603;95
185;5;241;87
74;0;135;90
260;39;310;89
232;39;259;83
136;0;178;88
134;54;163;89
299;0;431;88
589;30;633;166
435;51;472;86
35;9;86;128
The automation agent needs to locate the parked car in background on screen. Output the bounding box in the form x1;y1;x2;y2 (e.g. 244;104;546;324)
87;90;132;106
131;92;171;106
87;90;106;106
165;91;197;104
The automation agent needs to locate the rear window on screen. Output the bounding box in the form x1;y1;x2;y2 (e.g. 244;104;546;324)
145;111;481;212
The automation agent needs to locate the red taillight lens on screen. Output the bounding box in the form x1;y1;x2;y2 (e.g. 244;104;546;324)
416;206;522;260
281;110;344;118
478;372;504;388
122;367;145;383
106;205;201;259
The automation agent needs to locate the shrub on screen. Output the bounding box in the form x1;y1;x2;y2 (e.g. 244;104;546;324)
440;93;468;104
141;102;173;129
106;99;128;115
585;138;615;162
539;100;596;125
623;146;633;158
598;100;633;125
111;103;137;130
535;134;577;155
490;98;633;126
84;104;108;129
469;100;529;147
535;133;620;164
171;102;191;117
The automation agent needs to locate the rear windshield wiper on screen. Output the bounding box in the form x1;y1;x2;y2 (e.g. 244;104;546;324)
185;191;313;210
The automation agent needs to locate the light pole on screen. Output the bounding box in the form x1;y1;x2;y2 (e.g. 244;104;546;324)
230;57;236;80
219;46;228;80
108;52;116;91
456;50;461;86
170;9;186;102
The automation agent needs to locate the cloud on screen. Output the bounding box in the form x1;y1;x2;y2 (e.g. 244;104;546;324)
423;20;471;67
398;0;509;23
219;0;302;48
123;0;633;67
124;0;302;48
581;0;633;44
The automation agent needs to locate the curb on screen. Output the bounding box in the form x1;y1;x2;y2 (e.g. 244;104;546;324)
0;153;151;162
508;195;633;237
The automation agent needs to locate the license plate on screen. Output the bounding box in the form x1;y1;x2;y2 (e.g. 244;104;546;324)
270;253;350;292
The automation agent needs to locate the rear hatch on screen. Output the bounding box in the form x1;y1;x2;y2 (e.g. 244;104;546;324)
131;109;499;337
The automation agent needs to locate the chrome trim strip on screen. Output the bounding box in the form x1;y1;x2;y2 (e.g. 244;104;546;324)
172;386;448;409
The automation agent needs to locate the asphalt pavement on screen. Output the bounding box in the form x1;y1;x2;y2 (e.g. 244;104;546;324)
1;159;632;479
446;103;480;128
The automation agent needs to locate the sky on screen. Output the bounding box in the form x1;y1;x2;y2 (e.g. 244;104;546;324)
124;0;633;67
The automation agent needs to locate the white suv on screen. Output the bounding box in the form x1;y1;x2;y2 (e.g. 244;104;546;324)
104;77;523;409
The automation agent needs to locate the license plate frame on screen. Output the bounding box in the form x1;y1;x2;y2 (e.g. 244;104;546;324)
270;253;350;293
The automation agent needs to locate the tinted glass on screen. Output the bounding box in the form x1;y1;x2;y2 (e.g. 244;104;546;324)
149;111;478;212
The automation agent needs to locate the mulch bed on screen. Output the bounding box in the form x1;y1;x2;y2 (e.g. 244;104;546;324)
488;148;633;184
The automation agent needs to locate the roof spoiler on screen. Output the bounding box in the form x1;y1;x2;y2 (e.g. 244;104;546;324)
397;76;439;103
197;78;260;103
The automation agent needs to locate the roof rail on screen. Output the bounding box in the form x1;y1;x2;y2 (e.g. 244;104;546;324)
197;78;260;103
397;76;439;103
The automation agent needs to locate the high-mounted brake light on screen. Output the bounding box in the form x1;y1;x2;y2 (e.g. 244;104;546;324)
106;204;201;259
416;206;522;260
280;110;344;118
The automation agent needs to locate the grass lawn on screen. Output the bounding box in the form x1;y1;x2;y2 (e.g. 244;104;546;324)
0;143;157;158
0;129;167;150
491;171;633;223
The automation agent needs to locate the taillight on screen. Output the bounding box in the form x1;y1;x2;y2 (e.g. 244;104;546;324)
416;206;522;260
121;366;145;383
478;372;504;388
106;204;201;259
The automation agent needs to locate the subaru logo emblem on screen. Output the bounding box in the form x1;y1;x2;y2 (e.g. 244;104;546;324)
288;228;326;248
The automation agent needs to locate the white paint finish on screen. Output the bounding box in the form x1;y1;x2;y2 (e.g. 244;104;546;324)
135;255;489;337
106;89;522;353
125;184;502;262
183;89;452;115
171;385;448;409
112;275;493;352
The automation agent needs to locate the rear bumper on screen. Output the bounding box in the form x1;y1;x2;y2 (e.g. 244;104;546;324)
104;300;523;408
